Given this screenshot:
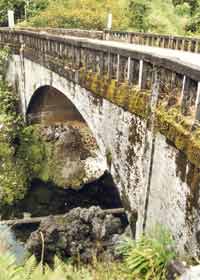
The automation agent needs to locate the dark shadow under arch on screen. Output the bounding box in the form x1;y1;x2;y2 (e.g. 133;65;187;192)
27;86;85;124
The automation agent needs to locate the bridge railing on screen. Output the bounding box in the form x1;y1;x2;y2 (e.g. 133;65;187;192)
11;28;200;54
104;30;200;53
0;28;200;121
17;27;103;39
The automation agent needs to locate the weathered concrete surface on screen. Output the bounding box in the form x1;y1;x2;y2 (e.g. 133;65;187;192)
6;54;200;257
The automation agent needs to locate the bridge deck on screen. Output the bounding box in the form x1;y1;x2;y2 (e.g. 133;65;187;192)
37;28;200;71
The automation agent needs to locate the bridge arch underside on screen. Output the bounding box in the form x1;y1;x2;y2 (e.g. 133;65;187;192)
27;86;85;125
7;54;200;257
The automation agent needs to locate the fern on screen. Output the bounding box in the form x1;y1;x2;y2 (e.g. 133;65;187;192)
117;225;176;280
0;228;175;280
0;254;126;280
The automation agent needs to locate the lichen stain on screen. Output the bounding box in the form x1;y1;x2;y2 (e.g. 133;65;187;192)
175;151;187;183
126;118;142;167
186;164;200;209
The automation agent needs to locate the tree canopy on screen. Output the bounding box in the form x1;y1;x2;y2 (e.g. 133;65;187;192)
1;0;200;35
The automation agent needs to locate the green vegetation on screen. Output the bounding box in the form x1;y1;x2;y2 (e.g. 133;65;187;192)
0;0;200;34
0;47;27;205
11;0;200;35
0;226;176;279
0;254;128;280
0;47;47;206
79;71;200;170
118;226;176;280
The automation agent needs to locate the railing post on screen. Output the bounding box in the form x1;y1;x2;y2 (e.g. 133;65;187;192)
195;41;199;53
107;51;111;79
195;82;200;120
127;56;133;83
180;75;186;105
116;54;120;81
128;33;132;44
99;52;104;74
138;59;144;90
180;75;190;114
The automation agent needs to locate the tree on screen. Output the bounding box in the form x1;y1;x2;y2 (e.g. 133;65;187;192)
0;0;25;26
127;0;150;32
172;0;200;14
26;0;49;19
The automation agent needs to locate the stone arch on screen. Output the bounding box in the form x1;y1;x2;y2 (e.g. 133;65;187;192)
24;83;109;190
25;82;107;159
7;56;142;242
26;85;86;125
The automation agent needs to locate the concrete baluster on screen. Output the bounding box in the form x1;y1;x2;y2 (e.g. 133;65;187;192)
180;75;191;114
188;40;192;52
99;52;104;74
116;54;120;81
48;40;52;54
127;56;133;84
195;40;199;53
40;39;43;53
42;39;46;53
37;38;40;51
175;39;179;50
180;75;186;105
195;82;200;120
75;47;81;69
128;33;132;43
181;39;185;51
107;51;111;79
138;59;144;90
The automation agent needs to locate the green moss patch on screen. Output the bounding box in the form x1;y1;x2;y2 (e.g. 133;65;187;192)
80;71;200;169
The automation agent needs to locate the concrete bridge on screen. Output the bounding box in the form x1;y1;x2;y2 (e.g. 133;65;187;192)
1;28;200;256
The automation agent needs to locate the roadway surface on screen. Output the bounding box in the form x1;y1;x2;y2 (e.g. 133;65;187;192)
88;38;200;70
41;30;200;70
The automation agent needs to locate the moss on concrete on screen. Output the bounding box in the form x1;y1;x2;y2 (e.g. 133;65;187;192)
79;71;200;169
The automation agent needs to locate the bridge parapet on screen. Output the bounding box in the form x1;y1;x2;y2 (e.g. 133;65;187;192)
0;29;200;120
104;30;200;53
0;28;200;121
6;28;200;53
17;27;103;39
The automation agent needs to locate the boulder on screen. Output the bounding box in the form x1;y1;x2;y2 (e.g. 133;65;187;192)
39;123;107;189
26;206;125;263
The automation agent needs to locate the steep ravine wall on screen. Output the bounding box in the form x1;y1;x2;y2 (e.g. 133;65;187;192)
6;54;200;257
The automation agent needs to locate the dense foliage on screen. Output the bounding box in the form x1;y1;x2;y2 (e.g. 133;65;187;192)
118;226;176;280
0;254;128;280
0;226;175;279
8;0;199;35
0;0;200;34
0;47;46;206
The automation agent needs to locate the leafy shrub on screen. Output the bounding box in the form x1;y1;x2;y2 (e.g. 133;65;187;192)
175;3;191;16
27;0;129;30
0;46;51;206
127;0;150;32
0;254;128;280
